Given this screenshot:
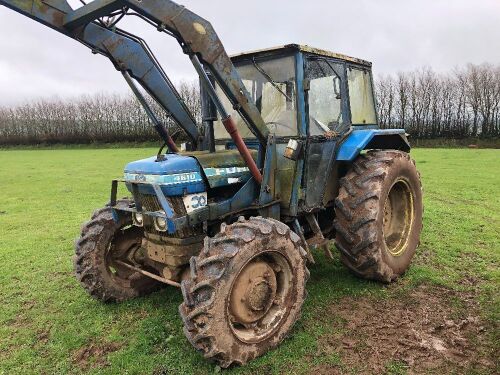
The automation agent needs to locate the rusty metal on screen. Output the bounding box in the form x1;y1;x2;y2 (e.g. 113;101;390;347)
179;217;309;367
62;0;270;145
0;0;200;145
143;233;203;267
115;260;181;288
2;0;426;368
225;223;299;343
191;53;263;183
230;44;372;67
184;149;258;169
305;214;333;260
292;219;315;264
222;116;263;184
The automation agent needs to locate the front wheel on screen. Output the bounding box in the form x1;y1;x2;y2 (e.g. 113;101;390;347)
179;217;309;367
74;200;160;302
334;150;423;282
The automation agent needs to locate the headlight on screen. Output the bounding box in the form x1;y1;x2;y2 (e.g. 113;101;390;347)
154;212;167;232
132;212;143;227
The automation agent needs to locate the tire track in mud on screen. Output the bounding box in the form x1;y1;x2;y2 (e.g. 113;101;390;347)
309;284;497;374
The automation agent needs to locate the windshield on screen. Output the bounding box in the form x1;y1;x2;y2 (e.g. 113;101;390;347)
214;55;297;140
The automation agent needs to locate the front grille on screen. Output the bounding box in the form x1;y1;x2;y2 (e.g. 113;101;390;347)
136;193;201;238
140;194;163;212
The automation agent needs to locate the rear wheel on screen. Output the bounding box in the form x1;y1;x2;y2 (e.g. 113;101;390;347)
179;217;309;367
334;150;423;282
74;200;160;302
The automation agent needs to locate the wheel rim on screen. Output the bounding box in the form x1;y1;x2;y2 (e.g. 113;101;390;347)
104;226;143;287
227;252;293;343
383;179;414;256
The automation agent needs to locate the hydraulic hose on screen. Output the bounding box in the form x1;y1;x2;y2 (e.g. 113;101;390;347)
191;55;263;184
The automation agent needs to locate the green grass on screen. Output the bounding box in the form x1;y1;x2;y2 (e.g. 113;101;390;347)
0;148;498;374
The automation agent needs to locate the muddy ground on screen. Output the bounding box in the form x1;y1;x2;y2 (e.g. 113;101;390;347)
308;284;498;374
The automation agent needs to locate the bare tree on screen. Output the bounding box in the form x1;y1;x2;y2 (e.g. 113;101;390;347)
2;66;500;146
376;63;500;140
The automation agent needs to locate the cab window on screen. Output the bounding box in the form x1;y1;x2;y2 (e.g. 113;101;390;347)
347;67;377;125
213;55;297;140
306;59;345;136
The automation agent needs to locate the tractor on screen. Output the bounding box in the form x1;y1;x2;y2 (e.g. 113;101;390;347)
1;0;423;367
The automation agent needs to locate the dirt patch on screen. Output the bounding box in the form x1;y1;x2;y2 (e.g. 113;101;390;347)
72;341;122;370
311;284;497;374
36;328;50;344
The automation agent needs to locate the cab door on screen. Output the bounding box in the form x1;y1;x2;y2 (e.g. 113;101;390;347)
302;57;350;210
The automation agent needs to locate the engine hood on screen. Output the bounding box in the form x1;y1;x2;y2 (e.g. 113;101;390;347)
123;150;257;196
124;154;206;196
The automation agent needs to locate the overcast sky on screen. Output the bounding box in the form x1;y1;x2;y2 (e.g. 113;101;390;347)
0;0;499;105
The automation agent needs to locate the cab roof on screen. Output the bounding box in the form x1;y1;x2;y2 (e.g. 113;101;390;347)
230;44;372;67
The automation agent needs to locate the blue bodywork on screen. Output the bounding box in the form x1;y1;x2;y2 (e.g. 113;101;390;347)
336;129;408;161
124;154;206;196
124;152;255;196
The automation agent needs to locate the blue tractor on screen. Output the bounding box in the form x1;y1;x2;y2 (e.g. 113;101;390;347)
1;0;423;367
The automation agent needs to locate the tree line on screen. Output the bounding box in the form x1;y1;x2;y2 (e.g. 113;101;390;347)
376;63;500;138
0;63;499;145
0;81;201;145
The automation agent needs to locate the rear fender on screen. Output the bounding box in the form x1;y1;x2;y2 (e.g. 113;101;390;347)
336;129;410;162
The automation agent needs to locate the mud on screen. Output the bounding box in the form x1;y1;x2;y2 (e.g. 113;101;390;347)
311;284;497;374
72;341;122;370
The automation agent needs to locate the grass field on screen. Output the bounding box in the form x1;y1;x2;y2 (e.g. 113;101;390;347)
0;148;498;374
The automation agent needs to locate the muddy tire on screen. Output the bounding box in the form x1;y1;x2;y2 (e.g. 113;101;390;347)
334;150;423;282
74;200;160;302
179;217;309;367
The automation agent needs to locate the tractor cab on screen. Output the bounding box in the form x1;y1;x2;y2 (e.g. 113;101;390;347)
191;44;385;215
211;44;378;146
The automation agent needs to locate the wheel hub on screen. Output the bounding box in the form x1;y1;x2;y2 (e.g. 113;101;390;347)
246;279;273;312
383;179;414;256
229;261;277;324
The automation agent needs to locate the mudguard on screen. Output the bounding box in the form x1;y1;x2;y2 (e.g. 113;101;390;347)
336;129;410;161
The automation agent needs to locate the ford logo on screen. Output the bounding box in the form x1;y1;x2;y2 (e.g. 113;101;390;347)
135;174;146;182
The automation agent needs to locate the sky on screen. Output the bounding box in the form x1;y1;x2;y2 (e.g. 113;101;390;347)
0;0;499;105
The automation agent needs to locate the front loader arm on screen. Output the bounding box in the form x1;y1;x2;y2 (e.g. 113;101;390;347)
62;0;270;145
0;0;200;145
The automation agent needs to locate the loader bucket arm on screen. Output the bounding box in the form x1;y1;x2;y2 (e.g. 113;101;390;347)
0;0;199;145
62;0;270;145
